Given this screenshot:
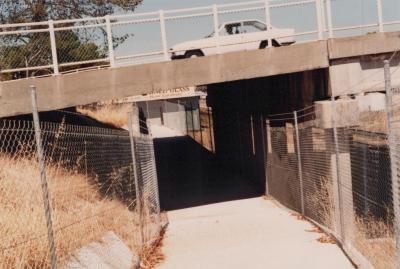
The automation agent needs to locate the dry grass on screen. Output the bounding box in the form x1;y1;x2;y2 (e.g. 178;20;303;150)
354;216;396;269
139;228;166;269
306;227;336;244
309;178;396;269
0;154;141;269
77;104;132;128
306;177;335;229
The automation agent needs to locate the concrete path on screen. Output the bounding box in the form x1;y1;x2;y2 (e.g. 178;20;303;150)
157;198;354;269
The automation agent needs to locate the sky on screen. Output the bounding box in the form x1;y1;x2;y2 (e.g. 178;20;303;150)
135;0;257;12
113;0;400;64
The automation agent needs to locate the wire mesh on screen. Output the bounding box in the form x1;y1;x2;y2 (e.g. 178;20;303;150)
382;0;400;32
340;106;395;269
267;118;302;212
270;0;320;42
0;120;52;268
297;119;337;230
54;21;109;69
267;100;397;269
165;10;214;57
329;0;381;37
112;14;164;65
0;117;161;268
0;29;53;78
135;136;161;245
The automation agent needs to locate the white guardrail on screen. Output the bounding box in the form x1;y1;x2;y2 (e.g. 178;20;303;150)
0;0;399;77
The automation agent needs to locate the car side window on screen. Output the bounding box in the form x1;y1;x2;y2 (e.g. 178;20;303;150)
220;23;241;36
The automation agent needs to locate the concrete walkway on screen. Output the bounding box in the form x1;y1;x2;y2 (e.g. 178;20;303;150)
157;198;354;269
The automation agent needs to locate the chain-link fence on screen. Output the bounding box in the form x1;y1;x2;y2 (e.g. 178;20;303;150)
266;62;400;269
0;98;162;268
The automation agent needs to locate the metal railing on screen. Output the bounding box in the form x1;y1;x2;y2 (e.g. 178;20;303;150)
0;0;399;78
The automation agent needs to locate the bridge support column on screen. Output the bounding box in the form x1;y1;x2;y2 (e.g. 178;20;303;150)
315;99;358;244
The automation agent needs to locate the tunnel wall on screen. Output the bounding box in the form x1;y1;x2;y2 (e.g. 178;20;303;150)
207;69;329;191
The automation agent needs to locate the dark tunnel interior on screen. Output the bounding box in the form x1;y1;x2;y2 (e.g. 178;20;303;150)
154;69;329;211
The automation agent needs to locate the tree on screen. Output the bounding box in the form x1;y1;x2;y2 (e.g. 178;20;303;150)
0;0;143;80
0;1;143;24
0;31;107;80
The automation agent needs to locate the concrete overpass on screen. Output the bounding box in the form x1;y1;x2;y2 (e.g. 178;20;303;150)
1;31;400;118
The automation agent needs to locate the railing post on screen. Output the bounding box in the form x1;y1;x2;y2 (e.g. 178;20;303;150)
331;95;346;243
315;0;324;40
264;0;272;48
326;0;333;38
48;20;59;75
105;15;115;68
384;60;400;268
320;0;327;33
212;4;221;54
294;111;305;215
31;86;58;269
376;0;384;32
159;10;169;61
128;111;144;254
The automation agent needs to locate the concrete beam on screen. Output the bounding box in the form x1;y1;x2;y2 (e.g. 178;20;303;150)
2;31;399;117
328;31;400;60
0;41;328;117
329;53;400;96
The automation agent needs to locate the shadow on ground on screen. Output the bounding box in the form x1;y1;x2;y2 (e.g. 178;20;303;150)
154;136;263;211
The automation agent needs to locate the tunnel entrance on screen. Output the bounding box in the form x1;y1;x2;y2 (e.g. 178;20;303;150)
154;69;328;211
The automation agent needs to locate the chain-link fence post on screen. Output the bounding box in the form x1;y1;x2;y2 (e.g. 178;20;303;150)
208;107;214;152
384;60;400;268
190;102;196;139
199;106;204;147
30;85;58;269
149;137;162;231
264;118;270;196
128;111;145;254
294;111;305;215
330;95;346;244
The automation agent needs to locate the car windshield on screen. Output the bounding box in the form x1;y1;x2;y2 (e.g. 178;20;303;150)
244;21;267;31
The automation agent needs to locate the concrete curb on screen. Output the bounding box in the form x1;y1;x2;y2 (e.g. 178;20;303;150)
62;232;140;269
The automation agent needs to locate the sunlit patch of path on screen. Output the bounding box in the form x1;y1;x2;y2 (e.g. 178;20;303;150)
157;198;354;269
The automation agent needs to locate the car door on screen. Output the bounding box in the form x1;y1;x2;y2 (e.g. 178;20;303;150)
241;21;268;50
218;22;246;53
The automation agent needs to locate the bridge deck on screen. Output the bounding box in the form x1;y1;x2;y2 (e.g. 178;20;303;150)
1;31;400;118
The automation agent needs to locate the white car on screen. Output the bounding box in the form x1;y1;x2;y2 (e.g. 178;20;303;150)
170;20;295;59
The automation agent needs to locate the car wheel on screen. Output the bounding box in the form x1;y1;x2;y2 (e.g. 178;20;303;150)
185;50;204;58
259;40;280;49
